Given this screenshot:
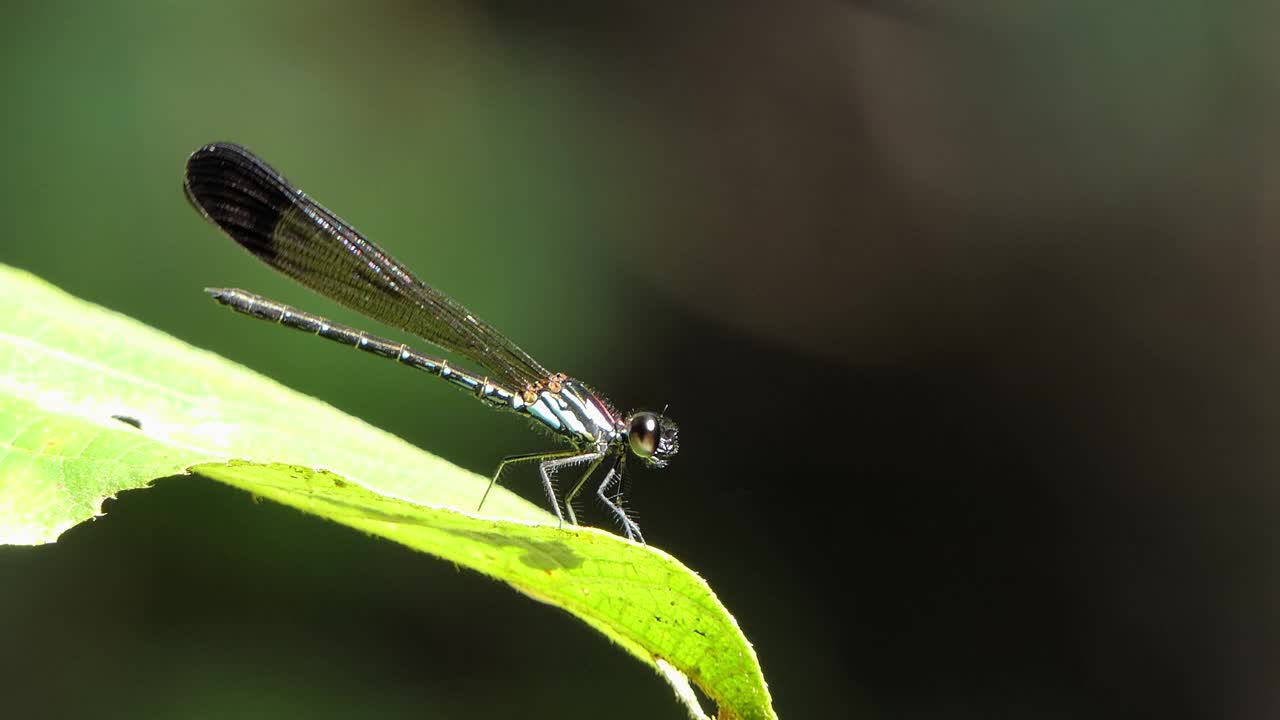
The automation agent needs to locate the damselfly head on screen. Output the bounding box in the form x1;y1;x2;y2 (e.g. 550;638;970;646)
626;411;679;468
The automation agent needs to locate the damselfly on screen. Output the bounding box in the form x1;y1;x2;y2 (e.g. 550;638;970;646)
183;143;678;542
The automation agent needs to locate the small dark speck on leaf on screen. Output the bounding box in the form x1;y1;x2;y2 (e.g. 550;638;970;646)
111;414;142;429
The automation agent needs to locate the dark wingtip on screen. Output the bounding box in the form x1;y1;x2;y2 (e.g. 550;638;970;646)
183;142;295;257
183;142;260;212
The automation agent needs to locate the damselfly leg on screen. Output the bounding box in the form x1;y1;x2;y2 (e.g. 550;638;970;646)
480;449;579;515
561;453;610;528
481;449;607;529
562;452;642;541
536;452;603;526
597;457;643;542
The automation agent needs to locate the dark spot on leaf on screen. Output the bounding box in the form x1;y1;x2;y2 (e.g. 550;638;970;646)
439;527;585;570
111;414;142;429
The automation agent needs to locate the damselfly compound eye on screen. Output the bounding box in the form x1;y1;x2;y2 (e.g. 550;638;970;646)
628;412;661;459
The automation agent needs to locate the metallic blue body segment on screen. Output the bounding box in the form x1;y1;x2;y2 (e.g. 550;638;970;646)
525;395;563;432
520;380;621;447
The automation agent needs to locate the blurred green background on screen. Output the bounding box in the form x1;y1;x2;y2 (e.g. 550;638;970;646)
4;1;1280;718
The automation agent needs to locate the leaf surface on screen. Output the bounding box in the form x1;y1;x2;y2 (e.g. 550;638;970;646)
0;264;775;720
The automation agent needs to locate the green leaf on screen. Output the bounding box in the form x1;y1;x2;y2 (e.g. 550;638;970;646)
0;264;775;720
